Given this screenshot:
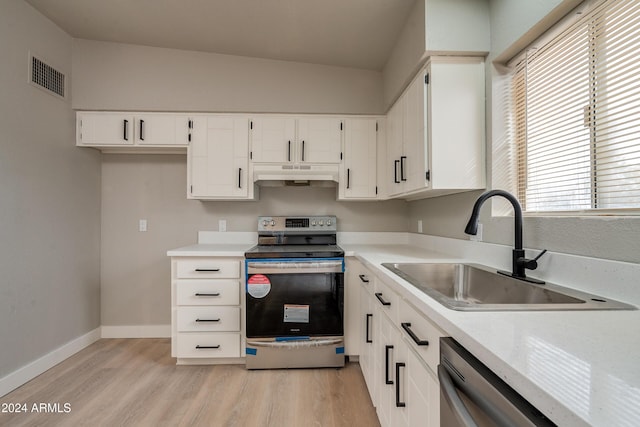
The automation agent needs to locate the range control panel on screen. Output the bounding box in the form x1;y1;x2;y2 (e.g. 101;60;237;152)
257;216;337;232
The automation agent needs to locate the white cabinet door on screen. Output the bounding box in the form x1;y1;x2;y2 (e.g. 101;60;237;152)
298;117;343;163
77;112;135;145
405;349;440;427
340;118;378;199
386;101;404;196
250;117;296;163
359;282;378;405
189;116;250;199
135;113;190;145
402;72;428;193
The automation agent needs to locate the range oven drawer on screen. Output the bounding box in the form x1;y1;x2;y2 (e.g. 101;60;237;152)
176;306;240;332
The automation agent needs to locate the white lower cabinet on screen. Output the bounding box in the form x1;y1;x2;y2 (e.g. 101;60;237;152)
350;258;442;427
170;257;243;363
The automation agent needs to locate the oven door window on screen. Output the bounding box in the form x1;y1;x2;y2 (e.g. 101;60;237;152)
246;268;344;338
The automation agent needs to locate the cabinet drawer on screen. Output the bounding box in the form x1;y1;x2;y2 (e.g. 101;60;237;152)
176;332;240;358
176;280;240;306
397;301;445;373
374;279;399;323
176;259;240;279
176;306;240;332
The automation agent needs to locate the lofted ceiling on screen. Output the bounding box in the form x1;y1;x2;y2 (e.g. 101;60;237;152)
24;0;416;71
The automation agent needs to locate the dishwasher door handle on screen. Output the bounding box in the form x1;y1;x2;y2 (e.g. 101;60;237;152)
438;364;478;427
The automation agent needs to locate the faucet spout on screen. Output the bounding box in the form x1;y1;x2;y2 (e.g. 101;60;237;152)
465;190;544;284
465;190;523;249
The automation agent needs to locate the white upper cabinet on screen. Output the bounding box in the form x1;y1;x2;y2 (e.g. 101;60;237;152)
76;111;190;152
76;112;135;146
135;114;190;146
339;118;379;200
250;116;343;165
249;117;296;163
188;115;255;200
297;117;343;164
386;57;485;200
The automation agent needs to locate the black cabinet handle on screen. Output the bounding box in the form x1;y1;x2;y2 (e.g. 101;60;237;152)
385;345;394;385
139;119;144;141
301;140;306;161
401;322;429;346
358;274;369;283
347;168;351;189
238;168;242;188
375;292;391;306
123;119;129;141
365;313;373;343
288;140;291;161
400;156;407;181
195;345;220;349
395;362;406;407
194;293;220;297
195;318;221;322
394;160;400;183
195;268;220;272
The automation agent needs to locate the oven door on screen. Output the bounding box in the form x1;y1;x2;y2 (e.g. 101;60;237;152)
245;258;344;338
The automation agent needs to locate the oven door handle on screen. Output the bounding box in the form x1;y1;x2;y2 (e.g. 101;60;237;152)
247;260;343;274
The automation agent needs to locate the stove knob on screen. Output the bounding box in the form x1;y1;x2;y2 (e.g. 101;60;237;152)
319;220;324;226
311;220;316;226
271;220;276;226
262;220;268;226
327;219;332;226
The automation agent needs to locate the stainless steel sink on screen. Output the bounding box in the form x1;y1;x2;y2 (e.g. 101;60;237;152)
381;262;635;311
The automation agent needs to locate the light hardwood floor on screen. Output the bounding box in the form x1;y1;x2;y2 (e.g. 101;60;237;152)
0;338;380;427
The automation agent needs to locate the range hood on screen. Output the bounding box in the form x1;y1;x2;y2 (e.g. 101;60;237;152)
253;164;339;187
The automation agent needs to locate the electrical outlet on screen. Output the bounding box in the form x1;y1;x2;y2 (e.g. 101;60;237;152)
469;223;483;242
417;220;423;233
219;219;227;232
139;219;147;232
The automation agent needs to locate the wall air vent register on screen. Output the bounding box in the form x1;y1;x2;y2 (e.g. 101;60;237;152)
29;54;65;99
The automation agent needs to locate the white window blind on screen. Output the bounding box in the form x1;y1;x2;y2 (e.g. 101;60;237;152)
511;0;640;213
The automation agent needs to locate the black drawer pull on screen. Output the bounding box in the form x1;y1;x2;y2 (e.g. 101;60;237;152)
195;318;221;322
194;293;221;297
385;345;394;385
123;119;129;141
358;274;369;283
195;268;220;272
401;322;429;346
395;362;406;407
195;345;220;349
139;119;145;141
375;292;391;306
365;313;373;343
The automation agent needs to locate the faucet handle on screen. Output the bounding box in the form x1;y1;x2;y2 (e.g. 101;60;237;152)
521;249;547;270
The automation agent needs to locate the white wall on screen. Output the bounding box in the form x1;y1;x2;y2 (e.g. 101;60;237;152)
72;39;384;114
0;0;101;381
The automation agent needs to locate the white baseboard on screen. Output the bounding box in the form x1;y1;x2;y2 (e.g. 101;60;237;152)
100;324;171;338
0;327;101;398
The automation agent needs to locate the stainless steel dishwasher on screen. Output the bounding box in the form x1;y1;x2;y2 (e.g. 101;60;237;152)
438;337;556;427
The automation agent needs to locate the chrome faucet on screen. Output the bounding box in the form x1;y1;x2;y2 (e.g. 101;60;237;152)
464;190;547;284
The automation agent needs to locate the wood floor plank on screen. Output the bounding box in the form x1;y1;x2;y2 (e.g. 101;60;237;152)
0;339;380;427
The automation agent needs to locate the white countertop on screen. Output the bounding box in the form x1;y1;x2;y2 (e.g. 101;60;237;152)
343;243;640;427
167;232;640;426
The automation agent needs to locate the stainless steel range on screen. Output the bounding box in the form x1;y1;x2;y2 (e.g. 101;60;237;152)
244;216;345;369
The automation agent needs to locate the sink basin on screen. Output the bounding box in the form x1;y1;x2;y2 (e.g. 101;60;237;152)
381;262;635;311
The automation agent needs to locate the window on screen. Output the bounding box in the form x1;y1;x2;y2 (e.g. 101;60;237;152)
510;0;640;213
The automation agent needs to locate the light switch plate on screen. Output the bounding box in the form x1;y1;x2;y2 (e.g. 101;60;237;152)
219;219;227;232
139;219;147;232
